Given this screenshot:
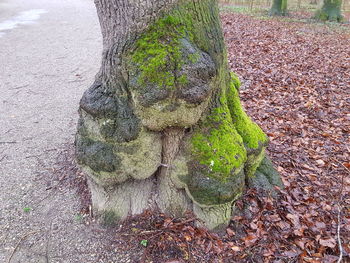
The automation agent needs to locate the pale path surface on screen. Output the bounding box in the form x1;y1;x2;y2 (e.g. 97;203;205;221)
0;0;130;262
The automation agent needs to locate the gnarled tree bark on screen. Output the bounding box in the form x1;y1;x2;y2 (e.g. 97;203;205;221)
76;0;282;230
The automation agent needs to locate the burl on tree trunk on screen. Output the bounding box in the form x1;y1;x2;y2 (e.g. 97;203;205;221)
315;0;343;22
76;0;282;230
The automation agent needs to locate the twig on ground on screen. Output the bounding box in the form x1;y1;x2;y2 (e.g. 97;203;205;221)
333;159;350;175
172;218;197;226
45;221;53;263
121;218;198;237
331;158;346;263
0;141;17;144
336;204;343;263
7;231;38;263
121;229;163;236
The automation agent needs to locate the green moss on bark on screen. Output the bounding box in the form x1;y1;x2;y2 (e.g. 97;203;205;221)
314;0;343;22
269;0;288;16
191;102;247;179
190;72;267;180
227;76;268;150
130;0;224;91
131;14;194;89
230;72;241;91
187;70;268;205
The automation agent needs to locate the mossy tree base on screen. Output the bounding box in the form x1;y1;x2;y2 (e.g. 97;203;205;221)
314;0;343;22
76;0;282;230
269;0;288;16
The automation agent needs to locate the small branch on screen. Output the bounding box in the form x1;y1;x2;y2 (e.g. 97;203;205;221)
173;217;197;226
336;204;343;263
121;218;198;237
0;141;17;144
331;158;345;263
333;158;350;175
7;231;37;263
121;229;163;236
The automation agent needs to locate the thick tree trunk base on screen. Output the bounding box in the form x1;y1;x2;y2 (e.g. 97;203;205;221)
314;9;343;22
269;0;287;16
269;9;287;16
76;0;282;231
314;0;343;22
86;155;281;230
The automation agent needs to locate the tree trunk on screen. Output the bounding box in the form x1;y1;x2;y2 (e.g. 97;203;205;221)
315;0;343;21
249;0;255;10
269;0;287;15
76;0;281;230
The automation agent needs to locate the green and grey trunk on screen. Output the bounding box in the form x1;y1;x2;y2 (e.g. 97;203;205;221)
76;0;281;230
315;0;343;22
269;0;287;16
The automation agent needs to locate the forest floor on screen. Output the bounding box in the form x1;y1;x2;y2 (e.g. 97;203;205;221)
222;11;350;262
110;10;350;263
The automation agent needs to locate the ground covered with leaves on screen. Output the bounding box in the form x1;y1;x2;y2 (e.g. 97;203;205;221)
223;12;349;262
75;12;350;263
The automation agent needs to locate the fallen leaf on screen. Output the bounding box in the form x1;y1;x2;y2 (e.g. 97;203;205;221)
319;238;336;248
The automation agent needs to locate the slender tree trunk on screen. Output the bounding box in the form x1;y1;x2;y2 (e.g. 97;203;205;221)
315;0;343;21
249;0;255;10
269;0;287;15
76;0;281;230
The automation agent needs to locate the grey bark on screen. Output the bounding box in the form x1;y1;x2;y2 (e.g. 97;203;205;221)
76;0;281;230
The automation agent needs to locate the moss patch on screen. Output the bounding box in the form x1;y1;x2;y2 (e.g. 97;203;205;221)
230;72;241;91
102;210;120;226
75;136;119;173
190;72;267;180
130;0;223;91
227;76;268;150
191;102;246;180
187;72;268;205
314;0;343;22
131;15;193;89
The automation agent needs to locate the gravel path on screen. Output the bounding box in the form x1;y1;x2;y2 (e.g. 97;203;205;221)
0;0;130;262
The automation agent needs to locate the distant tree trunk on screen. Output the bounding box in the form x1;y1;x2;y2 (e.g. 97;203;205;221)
269;0;288;15
249;0;255;10
266;0;271;8
76;0;282;230
315;0;343;21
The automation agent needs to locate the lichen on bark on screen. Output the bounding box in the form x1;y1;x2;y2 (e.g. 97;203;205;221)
76;0;281;230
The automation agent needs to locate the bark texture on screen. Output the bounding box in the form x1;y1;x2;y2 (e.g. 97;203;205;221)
269;0;288;16
76;0;281;230
315;0;343;22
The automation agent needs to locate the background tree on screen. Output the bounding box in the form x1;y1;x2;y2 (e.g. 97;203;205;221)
76;0;282;230
315;0;343;21
269;0;288;15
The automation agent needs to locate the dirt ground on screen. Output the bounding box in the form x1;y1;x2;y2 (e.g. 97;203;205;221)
0;0;132;262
